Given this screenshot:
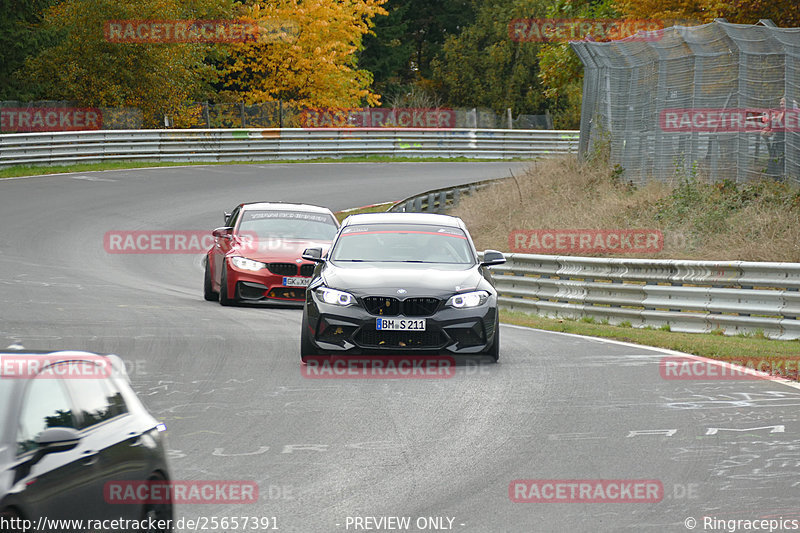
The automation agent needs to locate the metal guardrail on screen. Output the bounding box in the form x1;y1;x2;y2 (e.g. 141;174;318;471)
388;178;503;213
488;253;800;340
0;128;580;167
389;177;799;340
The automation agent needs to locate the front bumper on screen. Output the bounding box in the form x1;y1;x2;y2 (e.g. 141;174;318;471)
228;267;310;305
305;292;498;354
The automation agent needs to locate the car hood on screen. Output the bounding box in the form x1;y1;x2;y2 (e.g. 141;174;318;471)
323;262;484;297
230;239;330;263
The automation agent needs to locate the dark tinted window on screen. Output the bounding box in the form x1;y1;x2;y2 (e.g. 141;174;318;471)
65;373;127;429
17;378;76;455
332;224;474;264
239;210;338;241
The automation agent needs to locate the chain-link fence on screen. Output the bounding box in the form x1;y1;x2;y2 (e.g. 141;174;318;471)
172;103;552;130
1;101;554;132
571;20;800;185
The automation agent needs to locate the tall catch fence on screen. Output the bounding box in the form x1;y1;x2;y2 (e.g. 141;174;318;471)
571;20;800;185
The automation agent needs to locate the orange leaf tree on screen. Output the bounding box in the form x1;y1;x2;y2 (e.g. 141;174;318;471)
615;0;800;26
221;0;387;108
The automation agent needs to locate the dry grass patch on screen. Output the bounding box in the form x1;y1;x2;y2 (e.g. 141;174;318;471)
452;156;800;262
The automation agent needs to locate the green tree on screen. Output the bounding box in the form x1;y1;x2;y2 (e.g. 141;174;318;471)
431;0;550;116
537;0;621;129
0;0;56;100
359;0;474;100
23;0;234;126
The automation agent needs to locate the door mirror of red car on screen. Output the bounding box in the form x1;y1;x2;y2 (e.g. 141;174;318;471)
212;227;233;239
302;247;324;263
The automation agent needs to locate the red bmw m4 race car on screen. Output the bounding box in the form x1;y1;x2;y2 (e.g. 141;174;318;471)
204;202;339;306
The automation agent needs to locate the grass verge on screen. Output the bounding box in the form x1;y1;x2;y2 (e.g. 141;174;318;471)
335;202;395;223
0;156;534;179
452;155;800;262
502;310;800;363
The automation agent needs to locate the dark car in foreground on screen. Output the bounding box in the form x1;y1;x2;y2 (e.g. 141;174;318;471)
300;213;506;363
0;350;171;531
204;202;339;306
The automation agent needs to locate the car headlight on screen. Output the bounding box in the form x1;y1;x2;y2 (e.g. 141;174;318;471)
316;287;354;306
230;256;266;271
447;290;489;308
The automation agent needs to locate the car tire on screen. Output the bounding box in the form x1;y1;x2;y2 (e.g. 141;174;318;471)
485;315;500;363
300;314;319;363
0;509;23;532
140;471;173;532
218;264;234;306
203;257;218;302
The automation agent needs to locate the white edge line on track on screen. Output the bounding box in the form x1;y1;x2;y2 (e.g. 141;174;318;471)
0;164;214;181
502;322;800;392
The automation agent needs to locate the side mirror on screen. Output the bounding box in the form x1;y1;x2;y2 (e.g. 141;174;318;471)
223;212;231;224
481;250;506;267
34;427;82;457
302;247;324;263
212;227;234;239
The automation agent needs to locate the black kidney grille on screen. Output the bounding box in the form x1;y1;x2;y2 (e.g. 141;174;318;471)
403;297;440;316
364;297;400;316
267;263;298;276
299;264;316;277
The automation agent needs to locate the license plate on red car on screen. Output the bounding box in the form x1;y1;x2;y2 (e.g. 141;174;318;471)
283;277;310;287
376;318;426;331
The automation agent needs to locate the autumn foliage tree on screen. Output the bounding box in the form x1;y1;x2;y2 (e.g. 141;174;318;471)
221;0;387;108
615;0;800;26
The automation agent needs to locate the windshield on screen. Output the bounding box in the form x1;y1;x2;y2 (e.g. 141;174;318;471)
238;211;338;241
331;224;475;264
